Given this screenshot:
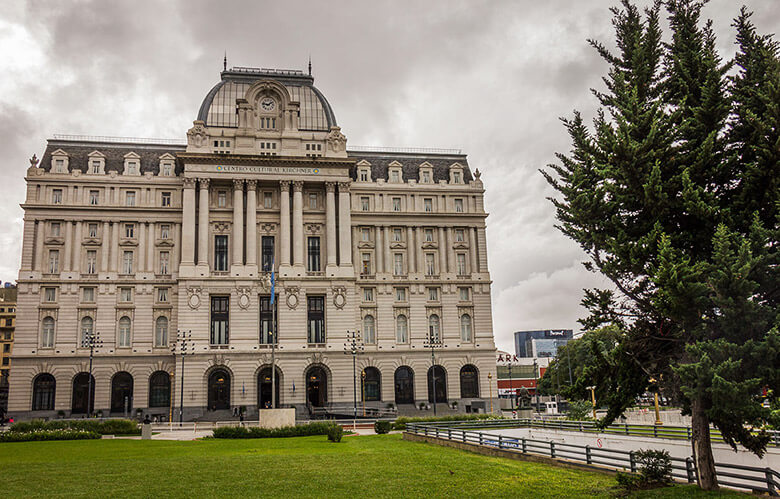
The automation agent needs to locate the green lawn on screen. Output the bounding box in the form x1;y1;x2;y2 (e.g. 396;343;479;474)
0;434;741;498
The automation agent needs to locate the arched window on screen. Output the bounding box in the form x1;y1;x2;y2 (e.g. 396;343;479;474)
460;314;472;342
362;366;381;402
118;316;131;347
208;368;231;411
71;372;95;414
80;317;93;346
427;365;447;403
41;317;55;348
363;315;375;344
258;366;282;409
428;315;440;342
155;317;168;347
110;371;134;413
396;315;408;343
148;371;171;408
460;365;479;398
32;373;56;411
394;366;414;404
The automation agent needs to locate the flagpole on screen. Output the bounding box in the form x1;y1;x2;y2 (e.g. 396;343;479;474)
271;257;276;410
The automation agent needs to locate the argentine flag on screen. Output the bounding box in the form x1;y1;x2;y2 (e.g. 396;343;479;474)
270;257;275;304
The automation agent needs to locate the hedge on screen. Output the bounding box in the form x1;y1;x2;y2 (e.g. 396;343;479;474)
9;419;139;435
374;420;392;434
392;414;503;431
212;422;339;439
0;429;101;443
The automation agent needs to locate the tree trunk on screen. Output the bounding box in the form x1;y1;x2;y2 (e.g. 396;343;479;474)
691;397;718;491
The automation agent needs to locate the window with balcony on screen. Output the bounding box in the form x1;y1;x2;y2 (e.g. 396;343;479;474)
122;251;134;274
262;236;274;271
460;314;473;342
363;315;376;344
86;250;97;274
361;253;372;275
307;296;325;344
425;253;435;276
155;317;168;347
307;237;321;272
159;251;170;275
396;315;408;343
118;316;131;347
217;191;227;208
48;250;59;273
214;235;228;272
263;192;273;208
41;317;55;348
210;296;229;345
308;193;318;209
393;254;404;276
259;296;278;344
457;253;467;275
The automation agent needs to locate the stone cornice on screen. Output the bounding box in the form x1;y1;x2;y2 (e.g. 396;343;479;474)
176;153;355;169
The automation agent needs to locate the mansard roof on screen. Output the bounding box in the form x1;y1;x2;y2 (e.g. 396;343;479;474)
347;149;473;183
38;138;185;175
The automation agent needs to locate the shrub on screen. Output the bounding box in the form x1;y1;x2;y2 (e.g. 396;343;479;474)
212;422;336;439
374;421;392;434
9;419;139;435
0;429;101;443
391;414;503;431
617;449;673;491
566;400;593;421
326;424;343;443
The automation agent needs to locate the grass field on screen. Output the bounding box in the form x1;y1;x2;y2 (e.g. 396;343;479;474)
0;434;741;498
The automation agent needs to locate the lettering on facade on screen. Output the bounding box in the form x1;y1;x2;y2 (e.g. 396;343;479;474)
214;165;320;175
497;354;520;362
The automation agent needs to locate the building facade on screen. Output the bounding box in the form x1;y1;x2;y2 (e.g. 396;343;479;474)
513;329;573;358
8;66;497;420
0;286;17;414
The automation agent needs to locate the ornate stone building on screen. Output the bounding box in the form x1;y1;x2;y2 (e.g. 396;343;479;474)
8;66;497;420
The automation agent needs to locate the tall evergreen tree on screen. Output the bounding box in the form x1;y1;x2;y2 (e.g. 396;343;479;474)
542;0;779;491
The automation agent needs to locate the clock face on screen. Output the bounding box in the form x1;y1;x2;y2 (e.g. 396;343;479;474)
260;97;276;112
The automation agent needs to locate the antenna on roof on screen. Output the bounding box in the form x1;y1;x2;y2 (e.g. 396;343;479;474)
223;52;227;72
308;55;312;76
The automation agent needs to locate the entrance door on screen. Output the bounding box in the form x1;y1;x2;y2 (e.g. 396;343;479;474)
258;367;281;409
394;366;414;404
427;365;447;403
110;372;134;414
208;369;231;410
71;372;95;414
306;366;327;407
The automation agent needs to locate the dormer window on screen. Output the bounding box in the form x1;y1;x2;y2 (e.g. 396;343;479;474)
391;170;400;183
449;163;465;184
162;163;172;175
87;151;106;174
422;171;431;183
359;168;370;182
453;172;461;183
128;162;138;174
51;150;69;173
55;159;65;172
123;152;141;175
91;161;100;174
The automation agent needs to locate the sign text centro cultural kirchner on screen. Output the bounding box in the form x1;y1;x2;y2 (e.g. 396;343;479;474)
215;165;320;174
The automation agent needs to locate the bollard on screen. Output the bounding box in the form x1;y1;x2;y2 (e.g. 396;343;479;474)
586;445;592;464
550;441;556;458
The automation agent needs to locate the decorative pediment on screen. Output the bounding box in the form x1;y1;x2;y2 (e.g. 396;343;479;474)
357;241;375;249
422;242;438;250
453;242;469;250
388;160;403;168
419;161;434;169
389;242;407;250
356;159;372;167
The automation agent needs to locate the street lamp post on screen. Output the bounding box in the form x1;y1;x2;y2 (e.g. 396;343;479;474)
533;358;540;414
361;370;366;417
343;330;364;432
172;330;193;425
423;328;443;416
487;373;494;413
81;331;102;417
507;360;514;410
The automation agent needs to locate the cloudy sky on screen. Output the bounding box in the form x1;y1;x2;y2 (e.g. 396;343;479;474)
1;0;777;352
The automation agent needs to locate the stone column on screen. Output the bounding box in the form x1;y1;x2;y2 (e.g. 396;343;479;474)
147;222;155;272
101;221;110;272
63;220;72;272
325;182;337;270
407;226;416;274
35;221;44;272
446;228;456;274
232;179;244;267
279;181;291;268
181;178;196;265
110;222;119;272
416;227;425;275
138;221;146;271
376;226;384;274
172;223;181;273
338;182;352;267
438;227;447;275
383;227;391;274
469;227;478;274
245;180;257;267
292;181;304;268
72;222;82;273
197;178;210;267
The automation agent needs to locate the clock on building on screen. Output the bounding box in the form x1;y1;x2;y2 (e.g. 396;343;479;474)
260;97;276;112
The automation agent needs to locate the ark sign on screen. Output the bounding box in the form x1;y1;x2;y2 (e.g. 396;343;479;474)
214;165;320;175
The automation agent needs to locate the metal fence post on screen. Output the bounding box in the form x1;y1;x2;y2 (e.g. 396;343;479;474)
550;442;556;458
579;421;583;432
625;423;629;435
654;425;657;438
448;428;451;440
685;457;695;483
766;468;776;496
479;432;483;446
462;430;466;443
686;427;691;441
522;438;527;453
629;451;636;473
498;435;503;449
586;445;592;464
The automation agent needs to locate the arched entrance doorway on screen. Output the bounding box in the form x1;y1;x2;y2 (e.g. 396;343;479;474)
257;366;282;409
32;373;56;411
148;371;171;408
111;372;134;414
306;365;327;407
208;368;231;411
460;365;480;398
427;365;447;403
394;366;414;404
362;366;381;402
71;372;95;414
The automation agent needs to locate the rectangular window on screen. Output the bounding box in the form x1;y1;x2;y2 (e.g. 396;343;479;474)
307;296;325;344
214;235;228;272
308;193;317;209
363;287;374;302
52;189;63;204
127;162;138;175
422;171;431;183
455;198;464;213
259;296;278;344
392;197;401;212
424;198;433;212
361;197;370;211
89;190;99;205
453;172;461;184
424;228;434;242
44;287;56;302
392;228;402;242
459;287;471;301
119;287;132;302
307;237;321;272
86;250;97;274
124;224;134;238
457;253;467;275
428;287;439;301
160;224;170;239
261;236;274;271
48;250;59;273
125;191;136;207
361;253;372;275
425;253;435;276
162;163;172;176
157;287;169;303
82;287;95;302
51;222;61;237
159;251;170;274
359;170;369;182
395;287;407;301
210;296;229;345
161;192;171;207
361;228;370;241
263;192;273;209
88;223;98;238
455;228;465;242
122;251;134;274
391;170;400;183
54;159;64;172
394;253;404;276
217;191;227;208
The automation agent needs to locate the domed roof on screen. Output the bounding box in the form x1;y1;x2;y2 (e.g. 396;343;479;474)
197;67;337;132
